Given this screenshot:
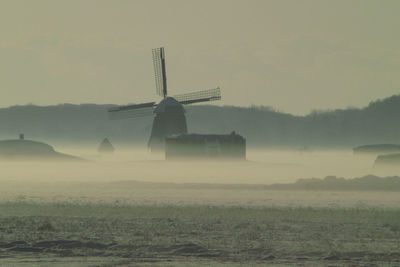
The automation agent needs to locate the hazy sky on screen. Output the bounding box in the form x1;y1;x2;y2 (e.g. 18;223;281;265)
0;0;399;115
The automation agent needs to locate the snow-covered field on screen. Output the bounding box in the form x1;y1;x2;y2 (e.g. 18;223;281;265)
0;149;399;266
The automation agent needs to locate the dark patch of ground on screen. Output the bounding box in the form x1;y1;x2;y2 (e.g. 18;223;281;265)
0;203;399;266
106;175;400;191
268;175;400;191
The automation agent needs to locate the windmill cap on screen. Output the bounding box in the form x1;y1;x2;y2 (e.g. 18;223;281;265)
154;97;185;114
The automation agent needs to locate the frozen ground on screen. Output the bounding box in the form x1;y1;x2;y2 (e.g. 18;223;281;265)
0;203;399;266
0;149;399;265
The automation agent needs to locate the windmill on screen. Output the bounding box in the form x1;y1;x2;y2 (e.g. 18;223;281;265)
108;47;221;151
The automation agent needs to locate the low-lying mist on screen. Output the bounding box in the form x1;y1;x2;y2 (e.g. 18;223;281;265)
0;148;382;184
1;147;399;207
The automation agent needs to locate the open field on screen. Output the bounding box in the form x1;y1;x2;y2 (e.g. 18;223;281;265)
0;202;400;266
2;179;400;208
1;150;400;265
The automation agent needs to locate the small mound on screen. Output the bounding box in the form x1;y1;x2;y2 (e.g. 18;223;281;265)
0;140;54;155
0;139;83;161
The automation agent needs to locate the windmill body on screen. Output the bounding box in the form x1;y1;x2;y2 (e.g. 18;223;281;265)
108;47;221;151
148;97;187;150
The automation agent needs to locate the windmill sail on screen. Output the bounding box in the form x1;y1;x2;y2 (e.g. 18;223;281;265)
152;47;167;98
107;47;221;151
108;102;156;119
173;87;221;105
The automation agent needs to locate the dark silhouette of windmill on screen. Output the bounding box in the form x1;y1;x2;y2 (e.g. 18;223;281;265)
108;47;221;151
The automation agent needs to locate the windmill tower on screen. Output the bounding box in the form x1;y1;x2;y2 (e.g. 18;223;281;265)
108;47;221;151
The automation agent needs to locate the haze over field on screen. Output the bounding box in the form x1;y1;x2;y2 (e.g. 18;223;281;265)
1;1;400;266
1;149;400;266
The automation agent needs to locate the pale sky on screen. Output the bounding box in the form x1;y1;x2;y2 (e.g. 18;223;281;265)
0;0;399;115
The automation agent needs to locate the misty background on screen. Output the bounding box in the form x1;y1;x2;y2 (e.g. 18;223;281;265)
0;0;399;115
1;2;400;266
1;94;399;149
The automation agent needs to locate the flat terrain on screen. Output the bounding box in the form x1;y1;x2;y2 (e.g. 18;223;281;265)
1;150;399;266
0;202;399;266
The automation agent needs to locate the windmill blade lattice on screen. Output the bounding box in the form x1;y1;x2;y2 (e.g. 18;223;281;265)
152;47;167;98
174;87;221;105
108;102;156;120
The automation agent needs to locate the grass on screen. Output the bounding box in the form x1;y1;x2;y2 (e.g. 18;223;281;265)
1;201;399;220
0;201;400;266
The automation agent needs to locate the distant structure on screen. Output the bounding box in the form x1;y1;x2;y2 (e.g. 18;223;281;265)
0;135;82;160
353;144;400;155
108;47;221;151
374;153;400;166
98;138;115;154
165;131;246;160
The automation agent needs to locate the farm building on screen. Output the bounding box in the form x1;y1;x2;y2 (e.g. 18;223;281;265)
165;131;246;160
353;144;400;155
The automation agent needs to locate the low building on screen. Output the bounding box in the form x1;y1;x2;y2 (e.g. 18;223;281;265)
165;131;246;160
353;144;400;155
374;153;400;166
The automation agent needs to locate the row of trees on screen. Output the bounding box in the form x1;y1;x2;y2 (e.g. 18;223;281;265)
0;95;399;148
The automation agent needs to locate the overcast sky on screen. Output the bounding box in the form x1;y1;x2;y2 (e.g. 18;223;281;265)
0;0;399;115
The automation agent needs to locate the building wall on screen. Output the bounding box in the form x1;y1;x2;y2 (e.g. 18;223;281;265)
165;134;246;160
